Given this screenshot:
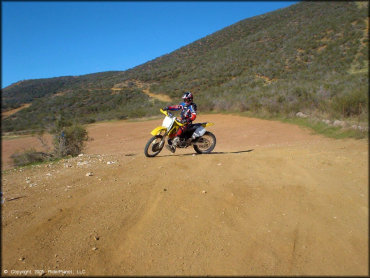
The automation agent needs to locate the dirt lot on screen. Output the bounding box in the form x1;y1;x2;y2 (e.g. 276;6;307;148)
1;114;368;276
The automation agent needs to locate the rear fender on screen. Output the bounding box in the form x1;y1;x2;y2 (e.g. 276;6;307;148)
150;126;167;136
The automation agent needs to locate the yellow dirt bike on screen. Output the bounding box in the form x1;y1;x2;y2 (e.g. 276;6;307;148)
144;109;216;157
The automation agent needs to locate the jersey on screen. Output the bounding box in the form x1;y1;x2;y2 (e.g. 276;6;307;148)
167;102;197;123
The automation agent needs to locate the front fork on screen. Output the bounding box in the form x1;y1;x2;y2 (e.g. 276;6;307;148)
157;125;179;148
158;131;168;148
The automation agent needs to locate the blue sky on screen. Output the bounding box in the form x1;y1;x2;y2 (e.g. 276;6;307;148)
2;1;297;88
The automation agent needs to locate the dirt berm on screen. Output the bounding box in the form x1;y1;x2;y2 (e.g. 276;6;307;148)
1;114;368;276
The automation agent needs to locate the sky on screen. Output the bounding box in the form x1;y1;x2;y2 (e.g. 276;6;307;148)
2;1;297;88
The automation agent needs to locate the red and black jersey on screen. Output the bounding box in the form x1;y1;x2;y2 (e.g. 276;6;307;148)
167;102;197;123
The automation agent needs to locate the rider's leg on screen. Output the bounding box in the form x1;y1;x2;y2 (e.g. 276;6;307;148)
168;130;178;146
176;126;185;137
166;126;184;153
172;126;185;146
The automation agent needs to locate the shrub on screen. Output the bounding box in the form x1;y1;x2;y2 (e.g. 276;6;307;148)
330;88;368;117
53;124;89;157
11;149;52;167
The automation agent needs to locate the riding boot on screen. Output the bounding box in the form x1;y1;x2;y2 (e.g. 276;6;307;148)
172;137;180;146
165;144;176;153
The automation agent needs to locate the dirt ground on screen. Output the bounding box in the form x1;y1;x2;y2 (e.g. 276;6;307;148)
1;114;368;276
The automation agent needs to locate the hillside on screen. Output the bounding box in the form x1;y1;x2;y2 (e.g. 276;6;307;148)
2;1;368;132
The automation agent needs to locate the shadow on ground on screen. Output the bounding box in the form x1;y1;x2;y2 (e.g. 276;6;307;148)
157;149;254;158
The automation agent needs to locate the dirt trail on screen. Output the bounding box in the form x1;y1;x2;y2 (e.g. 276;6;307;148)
2;104;31;119
1;114;368;276
141;88;172;102
111;79;172;102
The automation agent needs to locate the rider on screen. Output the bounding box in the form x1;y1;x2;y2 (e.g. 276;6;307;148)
163;91;197;153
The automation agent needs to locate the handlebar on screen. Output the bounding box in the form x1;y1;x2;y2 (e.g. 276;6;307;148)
159;109;184;126
160;108;168;116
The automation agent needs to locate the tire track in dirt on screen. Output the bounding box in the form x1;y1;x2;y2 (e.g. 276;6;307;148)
2;114;368;275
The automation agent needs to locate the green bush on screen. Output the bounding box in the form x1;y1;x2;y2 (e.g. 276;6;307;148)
53;124;89;157
331;88;368;117
11;149;51;167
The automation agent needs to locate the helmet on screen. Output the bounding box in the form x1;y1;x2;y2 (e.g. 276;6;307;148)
182;92;193;104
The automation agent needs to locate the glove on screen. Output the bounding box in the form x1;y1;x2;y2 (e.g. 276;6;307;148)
163;107;168;111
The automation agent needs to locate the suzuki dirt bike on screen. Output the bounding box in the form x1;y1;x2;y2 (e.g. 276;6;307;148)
144;109;216;157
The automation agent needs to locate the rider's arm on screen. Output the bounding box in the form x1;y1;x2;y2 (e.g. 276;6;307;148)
185;104;197;122
167;104;183;111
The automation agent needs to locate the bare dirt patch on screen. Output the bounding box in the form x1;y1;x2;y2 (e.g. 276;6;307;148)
2;114;368;276
112;79;172;102
317;45;327;53
142;88;172;102
2;104;31;119
255;74;277;84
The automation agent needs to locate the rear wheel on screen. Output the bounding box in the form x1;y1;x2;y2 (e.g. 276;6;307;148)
144;135;164;157
193;131;216;154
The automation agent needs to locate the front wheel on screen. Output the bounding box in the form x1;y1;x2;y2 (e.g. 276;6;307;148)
144;135;164;157
193;131;216;154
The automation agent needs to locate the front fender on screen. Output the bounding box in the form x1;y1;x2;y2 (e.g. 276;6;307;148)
202;122;214;127
150;126;167;136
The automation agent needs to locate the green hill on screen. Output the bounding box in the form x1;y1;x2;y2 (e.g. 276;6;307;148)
2;1;368;132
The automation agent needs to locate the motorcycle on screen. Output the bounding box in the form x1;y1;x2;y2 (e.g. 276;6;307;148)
144;109;216;157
